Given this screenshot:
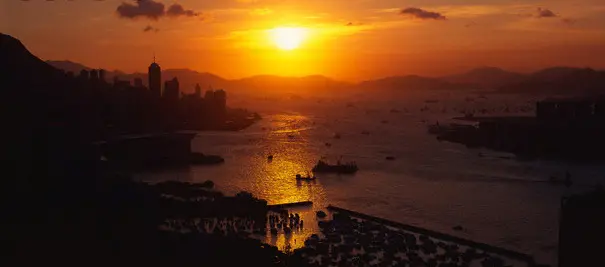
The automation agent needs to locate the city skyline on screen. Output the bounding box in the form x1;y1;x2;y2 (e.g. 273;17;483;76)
2;0;605;81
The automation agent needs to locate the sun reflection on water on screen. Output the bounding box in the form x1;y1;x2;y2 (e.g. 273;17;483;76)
248;114;328;250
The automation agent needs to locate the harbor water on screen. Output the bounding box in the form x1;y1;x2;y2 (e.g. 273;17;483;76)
137;94;605;265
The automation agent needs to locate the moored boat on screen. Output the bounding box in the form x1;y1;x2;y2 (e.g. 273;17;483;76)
296;173;316;181
312;160;358;174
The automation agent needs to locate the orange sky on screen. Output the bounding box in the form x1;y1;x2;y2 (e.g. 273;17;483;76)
2;0;605;81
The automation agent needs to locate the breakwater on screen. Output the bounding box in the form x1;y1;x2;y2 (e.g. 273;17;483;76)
327;205;537;265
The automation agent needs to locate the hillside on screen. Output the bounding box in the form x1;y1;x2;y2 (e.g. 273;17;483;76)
443;67;526;89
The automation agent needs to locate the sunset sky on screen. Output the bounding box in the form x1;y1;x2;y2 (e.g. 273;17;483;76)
2;0;605;81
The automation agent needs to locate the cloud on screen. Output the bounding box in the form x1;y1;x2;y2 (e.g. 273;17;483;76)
400;7;446;20
536;8;557;18
116;0;200;20
117;0;165;20
143;25;159;32
345;22;364;27
166;3;198;17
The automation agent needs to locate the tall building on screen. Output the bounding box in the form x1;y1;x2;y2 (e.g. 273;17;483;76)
214;89;227;116
194;83;201;98
90;69;99;81
148;57;162;97
558;190;605;267
99;69;106;83
163;77;180;101
79;69;89;80
134;77;144;88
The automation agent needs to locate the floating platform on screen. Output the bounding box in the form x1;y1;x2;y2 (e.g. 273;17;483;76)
268;201;313;210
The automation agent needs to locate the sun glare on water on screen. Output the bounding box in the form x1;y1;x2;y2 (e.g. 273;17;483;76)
269;27;308;51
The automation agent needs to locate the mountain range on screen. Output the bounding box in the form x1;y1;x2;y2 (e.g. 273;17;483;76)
47;58;605;96
2;32;603;97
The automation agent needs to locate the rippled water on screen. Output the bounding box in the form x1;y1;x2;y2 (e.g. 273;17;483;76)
138;95;605;265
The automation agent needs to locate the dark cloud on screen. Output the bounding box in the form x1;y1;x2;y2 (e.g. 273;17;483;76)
166;4;198;17
116;0;199;20
345;22;363;26
400;7;446;20
536;8;557;18
117;0;165;20
143;25;159;32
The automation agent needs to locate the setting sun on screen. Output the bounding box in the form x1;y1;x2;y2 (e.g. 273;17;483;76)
269;27;308;51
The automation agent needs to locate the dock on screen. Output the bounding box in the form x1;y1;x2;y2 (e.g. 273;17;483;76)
327;205;537;265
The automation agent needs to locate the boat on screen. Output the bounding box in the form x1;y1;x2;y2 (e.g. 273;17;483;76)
312;160;358;174
190;152;225;165
267;155;274;160
333;133;341;139
385;156;395;161
296;173;316;181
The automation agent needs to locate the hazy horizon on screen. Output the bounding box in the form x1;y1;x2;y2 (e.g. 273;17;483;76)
2;0;605;81
44;57;603;82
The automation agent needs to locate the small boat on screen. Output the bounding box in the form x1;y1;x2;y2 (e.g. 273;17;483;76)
312;159;358;174
190;153;225;165
385;156;395;161
325;142;332;147
267;155;274;161
296;173;316;181
333;133;341;139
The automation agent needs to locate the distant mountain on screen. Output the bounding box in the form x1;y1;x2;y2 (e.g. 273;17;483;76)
46;60;91;74
162;69;229;93
47;61;230;93
499;67;605;95
442;67;526;89
45;56;605;96
358;75;475;91
529;67;587;82
47;60;350;95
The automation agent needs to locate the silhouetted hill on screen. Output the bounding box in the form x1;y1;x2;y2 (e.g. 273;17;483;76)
46;60;91;74
46;57;605;96
530;67;585;82
163;69;229;92
2;33;63;88
499;67;605;95
48;60;350;95
443;67;526;89
358;75;475;91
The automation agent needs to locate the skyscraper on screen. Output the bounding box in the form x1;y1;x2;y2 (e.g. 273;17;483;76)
194;83;201;98
148;56;161;97
163;77;180;101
